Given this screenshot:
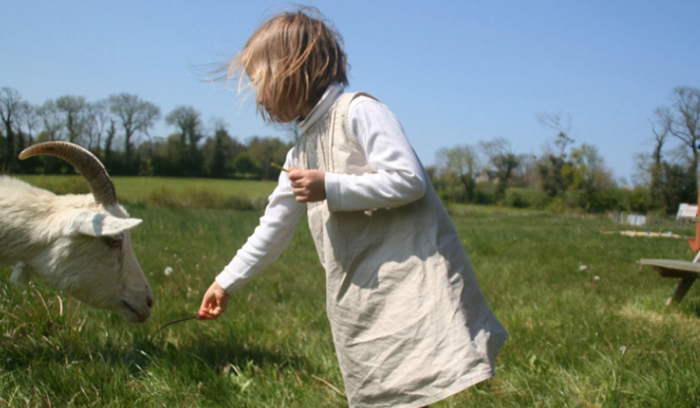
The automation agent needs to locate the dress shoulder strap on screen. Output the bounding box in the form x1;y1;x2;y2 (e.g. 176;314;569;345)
333;92;378;141
327;91;379;174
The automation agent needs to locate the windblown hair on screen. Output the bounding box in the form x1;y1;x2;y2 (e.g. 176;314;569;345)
220;7;348;123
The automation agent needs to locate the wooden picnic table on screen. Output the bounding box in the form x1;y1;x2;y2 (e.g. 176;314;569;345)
640;259;700;305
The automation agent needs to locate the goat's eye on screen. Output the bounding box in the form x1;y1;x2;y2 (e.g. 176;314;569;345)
107;238;123;248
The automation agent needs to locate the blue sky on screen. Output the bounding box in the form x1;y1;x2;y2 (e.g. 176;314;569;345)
3;1;699;183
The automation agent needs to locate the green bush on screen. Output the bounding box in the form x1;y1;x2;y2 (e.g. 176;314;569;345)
503;189;529;208
503;188;546;209
546;196;567;214
588;189;623;213
473;186;496;205
622;187;651;213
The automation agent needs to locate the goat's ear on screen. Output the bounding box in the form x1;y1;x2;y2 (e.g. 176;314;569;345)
10;262;30;286
67;211;143;237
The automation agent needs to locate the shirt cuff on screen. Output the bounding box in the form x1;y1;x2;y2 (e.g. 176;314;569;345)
324;172;343;212
215;257;255;294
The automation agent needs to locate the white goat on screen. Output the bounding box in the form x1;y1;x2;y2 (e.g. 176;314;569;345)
0;142;153;323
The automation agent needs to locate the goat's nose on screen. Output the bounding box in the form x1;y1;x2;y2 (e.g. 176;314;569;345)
146;294;154;309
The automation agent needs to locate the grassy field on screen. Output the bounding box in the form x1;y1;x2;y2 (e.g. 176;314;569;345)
2;177;700;407
17;175;278;209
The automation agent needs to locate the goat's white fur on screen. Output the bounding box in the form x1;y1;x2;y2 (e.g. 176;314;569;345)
0;176;153;323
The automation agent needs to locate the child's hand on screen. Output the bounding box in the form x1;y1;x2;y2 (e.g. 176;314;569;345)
198;281;230;320
288;168;326;202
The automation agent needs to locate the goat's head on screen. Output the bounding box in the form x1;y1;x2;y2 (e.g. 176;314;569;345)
19;142;153;323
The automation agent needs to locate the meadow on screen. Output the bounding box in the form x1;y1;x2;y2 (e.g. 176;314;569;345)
1;176;699;407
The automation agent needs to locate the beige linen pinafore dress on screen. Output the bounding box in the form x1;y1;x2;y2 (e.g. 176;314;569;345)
291;93;507;408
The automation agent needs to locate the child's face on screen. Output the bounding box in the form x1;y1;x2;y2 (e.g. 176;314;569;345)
255;82;282;120
257;85;273;113
246;68;274;116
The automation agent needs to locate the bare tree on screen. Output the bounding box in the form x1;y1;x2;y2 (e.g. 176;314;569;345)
108;93;161;172
166;106;203;145
538;112;574;157
648;113;670;207
537;113;575;197
479;137;520;198
435;144;481;201
166;106;203;174
18;101;39;146
0;87;23;170
84;100;109;155
632;152;652;187
651;110;670;165
56;95;88;144
655;86;700;176
36;100;64;142
104;119;117;165
513;154;540;189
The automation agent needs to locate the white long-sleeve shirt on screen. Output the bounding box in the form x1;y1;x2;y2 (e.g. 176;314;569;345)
216;84;427;293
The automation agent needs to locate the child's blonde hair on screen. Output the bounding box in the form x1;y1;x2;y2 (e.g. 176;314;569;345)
222;7;348;123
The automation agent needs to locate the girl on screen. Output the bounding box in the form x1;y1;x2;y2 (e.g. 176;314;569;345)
199;7;507;408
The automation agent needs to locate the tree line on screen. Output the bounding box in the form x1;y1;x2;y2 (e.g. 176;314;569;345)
425;86;700;215
1;85;699;215
0;87;292;180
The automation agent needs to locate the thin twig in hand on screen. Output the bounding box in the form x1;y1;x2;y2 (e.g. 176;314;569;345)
271;162;289;172
155;314;199;334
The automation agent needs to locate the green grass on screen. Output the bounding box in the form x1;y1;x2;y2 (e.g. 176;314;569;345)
1;178;700;406
16;175;278;210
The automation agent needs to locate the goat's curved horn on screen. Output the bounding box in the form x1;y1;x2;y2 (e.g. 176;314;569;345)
19;141;117;206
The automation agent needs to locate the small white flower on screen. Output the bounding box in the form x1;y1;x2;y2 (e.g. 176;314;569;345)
579;265;588;271
164;266;174;276
594;275;600;281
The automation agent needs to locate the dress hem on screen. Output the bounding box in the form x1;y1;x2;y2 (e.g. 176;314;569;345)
349;368;496;408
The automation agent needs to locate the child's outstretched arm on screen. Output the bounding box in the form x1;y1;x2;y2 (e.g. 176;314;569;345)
208;149;307;299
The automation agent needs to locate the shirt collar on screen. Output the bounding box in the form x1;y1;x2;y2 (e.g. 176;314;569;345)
297;82;344;133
